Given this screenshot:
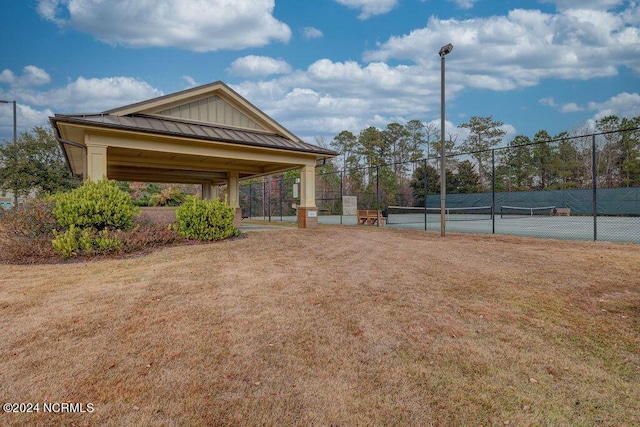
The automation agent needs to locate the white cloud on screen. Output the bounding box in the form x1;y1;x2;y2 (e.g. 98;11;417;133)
588;92;640;119
334;0;399;20
0;70;15;85
538;0;625;11
21;66;51;87
0;73;163;139
0;66;51;87
549;92;640;118
448;0;479;10
230;57;465;140
363;6;640;90
36;0;63;24
501;123;518;143
16;76;163;112
8;2;640;146
301;27;324;39
0;103;54;141
423;118;470;143
560;102;584;113
227;56;293;78
37;0;291;52
18;104;54;133
181;75;198;88
539;97;557;107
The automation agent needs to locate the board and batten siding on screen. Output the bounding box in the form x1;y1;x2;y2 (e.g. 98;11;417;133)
157;96;264;131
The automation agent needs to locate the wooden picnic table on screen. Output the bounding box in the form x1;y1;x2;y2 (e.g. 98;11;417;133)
357;209;386;226
554;208;571;216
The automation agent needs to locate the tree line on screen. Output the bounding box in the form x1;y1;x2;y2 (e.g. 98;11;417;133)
2;116;639;212
322;115;640;208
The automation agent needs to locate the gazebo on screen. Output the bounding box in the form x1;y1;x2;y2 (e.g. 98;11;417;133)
50;81;335;228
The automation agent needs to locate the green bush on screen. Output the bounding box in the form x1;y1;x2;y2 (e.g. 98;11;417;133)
94;229;122;252
0;192;184;263
175;196;239;241
51;225;91;258
51;226;121;258
53;179;139;231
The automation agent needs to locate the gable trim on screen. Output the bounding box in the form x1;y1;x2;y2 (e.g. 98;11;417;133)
103;81;300;142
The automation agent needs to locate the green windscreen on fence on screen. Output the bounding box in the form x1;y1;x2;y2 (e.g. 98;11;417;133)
424;187;640;216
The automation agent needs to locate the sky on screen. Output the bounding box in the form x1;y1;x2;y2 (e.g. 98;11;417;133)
1;0;639;150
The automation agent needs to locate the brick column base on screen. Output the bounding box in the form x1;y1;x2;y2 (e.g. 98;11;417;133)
297;207;318;228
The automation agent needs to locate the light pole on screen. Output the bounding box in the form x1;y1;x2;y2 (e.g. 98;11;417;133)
0;100;17;144
438;43;453;237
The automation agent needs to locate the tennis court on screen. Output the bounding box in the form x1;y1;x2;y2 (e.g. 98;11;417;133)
383;212;640;243
257;210;640;244
240;126;640;245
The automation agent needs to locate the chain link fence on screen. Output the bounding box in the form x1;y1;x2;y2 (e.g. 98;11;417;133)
240;127;640;243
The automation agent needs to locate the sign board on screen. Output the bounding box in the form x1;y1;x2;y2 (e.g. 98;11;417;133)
0;198;11;210
307;210;318;218
342;196;357;215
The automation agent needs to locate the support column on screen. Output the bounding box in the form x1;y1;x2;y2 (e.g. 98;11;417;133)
202;182;210;200
226;171;242;227
297;163;318;228
202;181;219;200
85;142;108;181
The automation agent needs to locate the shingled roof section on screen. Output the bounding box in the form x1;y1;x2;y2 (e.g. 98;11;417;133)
51;113;336;157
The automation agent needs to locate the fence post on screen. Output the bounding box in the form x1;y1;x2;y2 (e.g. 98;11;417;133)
269;179;272;222
423;159;428;231
340;169;344;225
279;177;283;221
267;180;271;222
492;149;496;234
376;165;380;227
592;134;597;241
249;183;253;219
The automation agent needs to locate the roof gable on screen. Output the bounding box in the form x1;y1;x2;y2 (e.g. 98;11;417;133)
155;95;265;132
103;81;294;140
51;80;337;179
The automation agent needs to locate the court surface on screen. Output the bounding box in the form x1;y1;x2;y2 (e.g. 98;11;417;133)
252;214;640;244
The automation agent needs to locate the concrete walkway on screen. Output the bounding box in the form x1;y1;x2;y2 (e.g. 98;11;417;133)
238;221;294;232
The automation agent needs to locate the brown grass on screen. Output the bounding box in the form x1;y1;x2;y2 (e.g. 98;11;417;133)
1;226;639;426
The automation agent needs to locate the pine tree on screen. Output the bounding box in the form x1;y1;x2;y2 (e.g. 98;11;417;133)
459;116;506;189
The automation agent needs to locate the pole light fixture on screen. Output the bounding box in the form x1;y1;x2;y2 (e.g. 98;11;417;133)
0;99;17;144
439;43;453;237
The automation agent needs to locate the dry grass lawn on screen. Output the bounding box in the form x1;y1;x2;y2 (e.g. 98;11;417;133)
1;225;639;426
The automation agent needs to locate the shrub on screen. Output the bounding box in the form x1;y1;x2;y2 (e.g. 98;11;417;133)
0;196;185;263
50;179;138;258
51;226;122;258
51;225;89;258
119;218;185;253
1;199;58;239
175;196;239;241
95;229;122;252
149;185;188;207
0;200;59;263
53;179;139;231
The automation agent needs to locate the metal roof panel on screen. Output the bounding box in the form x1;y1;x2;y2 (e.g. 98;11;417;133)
51;113;336;157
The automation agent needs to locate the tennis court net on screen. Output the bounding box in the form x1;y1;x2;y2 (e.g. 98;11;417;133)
500;205;556;219
387;206;493;224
